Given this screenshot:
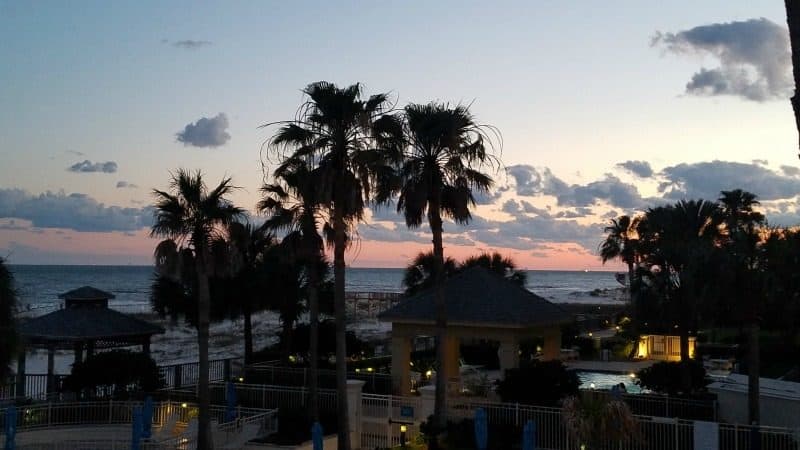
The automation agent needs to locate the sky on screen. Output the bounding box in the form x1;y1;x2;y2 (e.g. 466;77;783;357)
1;1;798;269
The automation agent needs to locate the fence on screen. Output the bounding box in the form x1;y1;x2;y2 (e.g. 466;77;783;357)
209;382;339;413
158;357;240;390
586;390;718;421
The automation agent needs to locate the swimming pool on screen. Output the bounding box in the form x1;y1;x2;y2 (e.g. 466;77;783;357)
576;370;643;394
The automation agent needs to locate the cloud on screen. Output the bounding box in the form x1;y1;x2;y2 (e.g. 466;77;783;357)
0;188;152;232
557;175;644;209
652;18;791;101
781;165;800;177
172;40;212;50
67;160;118;173
116;181;139;189
0;219;30;231
753;159;769;166
658;160;800;201
176;113;231;148
506;165;569;197
467;215;604;252
616;160;653;178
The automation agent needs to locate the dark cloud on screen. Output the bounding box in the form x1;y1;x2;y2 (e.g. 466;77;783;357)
555;207;594;219
652;18;790;101
467;215;604;252
116;181;139;189
0;219;29;231
506;165;570;197
172;40;212;50
176;113;231;148
781;165;800;177
753;159;769;166
658;160;800;201
557;175;644;209
616;160;654;178
67;160;118;173
0;188;152;232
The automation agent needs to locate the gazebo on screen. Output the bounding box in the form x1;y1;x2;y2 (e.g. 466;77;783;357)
16;286;165;396
378;267;571;395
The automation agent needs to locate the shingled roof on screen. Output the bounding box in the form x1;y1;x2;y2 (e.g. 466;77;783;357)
58;286;115;300
378;266;570;328
19;306;164;348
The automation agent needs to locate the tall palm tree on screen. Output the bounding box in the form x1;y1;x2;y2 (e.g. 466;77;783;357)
719;190;765;426
151;169;244;450
226;222;276;365
265;82;402;449
397;102;498;434
637;199;722;392
599;215;641;298
786;0;800;154
258;156;327;421
0;257;17;383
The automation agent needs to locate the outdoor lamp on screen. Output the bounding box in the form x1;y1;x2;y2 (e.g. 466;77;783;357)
400;424;407;446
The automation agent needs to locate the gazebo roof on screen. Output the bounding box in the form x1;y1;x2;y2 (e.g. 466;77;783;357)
19;306;165;349
378;266;570;329
58;286;115;300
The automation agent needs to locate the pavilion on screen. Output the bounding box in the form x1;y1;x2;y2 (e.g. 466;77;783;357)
379;267;571;395
16;286;165;396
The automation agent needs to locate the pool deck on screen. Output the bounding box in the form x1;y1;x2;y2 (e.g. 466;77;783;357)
566;359;656;373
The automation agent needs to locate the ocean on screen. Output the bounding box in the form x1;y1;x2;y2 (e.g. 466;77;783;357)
8;265;624;372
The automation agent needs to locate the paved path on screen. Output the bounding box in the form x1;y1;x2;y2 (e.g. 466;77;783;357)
565;359;656;373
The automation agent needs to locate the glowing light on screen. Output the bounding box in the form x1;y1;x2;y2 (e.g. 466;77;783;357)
629;373;636;378
589;383;596;389
400;425;408;433
425;370;433;378
355;368;361;372
181;403;188;408
588;332;593;337
238;377;244;382
367;367;374;372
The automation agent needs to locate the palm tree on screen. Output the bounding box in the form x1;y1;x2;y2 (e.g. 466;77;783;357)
0;257;17;382
264;82;402;449
719;190;765;426
258;156;327;421
599;215;641;299
151;169;244;450
402;251;525;296
396;102;498;434
637;199;722;392
786;0;800;154
226;222;276;364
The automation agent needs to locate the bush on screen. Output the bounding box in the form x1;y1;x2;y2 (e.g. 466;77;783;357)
496;360;580;407
260;407;338;445
63;350;162;398
635;360;708;396
420;416;522;450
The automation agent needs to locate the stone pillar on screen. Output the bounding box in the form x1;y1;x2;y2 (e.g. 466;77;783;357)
390;334;412;395
542;327;562;360
346;379;365;450
442;335;460;395
16;350;26;398
46;346;56;394
498;337;519;374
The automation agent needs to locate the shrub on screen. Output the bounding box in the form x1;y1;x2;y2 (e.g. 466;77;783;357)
496;360;580;407
63;350;162;398
260;407;338;445
635;360;708;395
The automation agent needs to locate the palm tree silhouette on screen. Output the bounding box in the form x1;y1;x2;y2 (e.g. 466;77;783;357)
259;156;328;421
600;215;640;298
402;251;525;296
396;102;498;434
151;169;244;450
0;257;17;382
264;82;401;449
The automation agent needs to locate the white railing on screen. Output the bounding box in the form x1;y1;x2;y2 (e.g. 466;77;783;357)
212;382;338;413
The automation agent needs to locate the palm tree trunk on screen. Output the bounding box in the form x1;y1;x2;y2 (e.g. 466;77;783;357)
195;248;213;450
243;306;253;365
429;201;448;439
282;317;294;363
748;321;760;425
333;203;351;450
786;0;800;152
307;261;321;422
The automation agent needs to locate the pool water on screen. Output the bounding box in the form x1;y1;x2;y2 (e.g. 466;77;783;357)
576;371;643;394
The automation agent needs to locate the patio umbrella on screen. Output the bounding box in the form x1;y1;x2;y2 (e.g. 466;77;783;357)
141;396;153;439
4;405;17;450
522;420;536;450
311;421;323;450
225;381;237;422
474;408;488;450
131;406;142;450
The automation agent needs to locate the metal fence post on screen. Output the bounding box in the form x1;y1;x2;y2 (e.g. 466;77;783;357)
174;365;182;390
47;402;52;426
109;399;114;424
515;403;520;427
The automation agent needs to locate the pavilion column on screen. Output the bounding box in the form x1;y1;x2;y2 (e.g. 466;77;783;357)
498;336;519;374
74;342;84;365
16;350;26;398
442;335;460;396
142;339;151;357
46;346;55;394
542;327;562;360
390;333;412;395
85;341;94;359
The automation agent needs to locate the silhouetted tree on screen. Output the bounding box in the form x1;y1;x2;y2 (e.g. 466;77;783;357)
0;257;17;382
402;251;524;296
786;0;800;154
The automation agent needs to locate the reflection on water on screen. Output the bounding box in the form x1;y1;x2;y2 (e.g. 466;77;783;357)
576;370;643;394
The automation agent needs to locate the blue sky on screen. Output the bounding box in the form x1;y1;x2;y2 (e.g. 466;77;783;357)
1;1;798;268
